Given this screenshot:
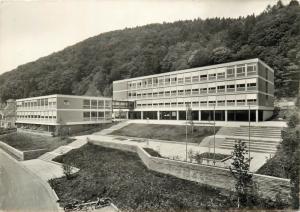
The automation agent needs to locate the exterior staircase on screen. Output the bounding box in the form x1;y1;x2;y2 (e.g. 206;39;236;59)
217;126;283;154
38;139;87;162
93;121;129;135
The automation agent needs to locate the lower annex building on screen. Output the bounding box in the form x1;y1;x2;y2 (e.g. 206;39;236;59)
112;58;275;122
16;94;112;135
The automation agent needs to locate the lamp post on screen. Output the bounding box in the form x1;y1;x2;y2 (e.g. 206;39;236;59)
248;104;251;168
185;104;188;162
213;104;216;166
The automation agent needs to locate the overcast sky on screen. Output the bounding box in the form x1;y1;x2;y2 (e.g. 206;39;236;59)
0;0;289;75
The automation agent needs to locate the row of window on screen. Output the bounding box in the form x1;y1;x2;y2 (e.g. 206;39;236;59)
128;64;257;89
83;111;112;120
128;83;257;99
17;115;57;119
83;100;111;109
17;99;56;108
136;99;257;108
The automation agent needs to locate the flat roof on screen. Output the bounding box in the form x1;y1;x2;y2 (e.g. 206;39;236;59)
16;94;112;102
113;58;274;83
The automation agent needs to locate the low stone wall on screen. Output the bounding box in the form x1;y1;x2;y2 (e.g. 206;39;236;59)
89;140;291;201
0;141;47;160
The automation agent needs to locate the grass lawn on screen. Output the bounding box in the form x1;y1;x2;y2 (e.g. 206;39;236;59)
110;124;220;143
0;133;74;151
51;143;233;211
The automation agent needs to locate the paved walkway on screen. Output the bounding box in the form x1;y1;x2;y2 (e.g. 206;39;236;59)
0;149;59;211
75;134;270;172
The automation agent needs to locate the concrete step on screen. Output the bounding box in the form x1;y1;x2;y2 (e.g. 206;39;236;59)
225;139;280;145
219;145;277;153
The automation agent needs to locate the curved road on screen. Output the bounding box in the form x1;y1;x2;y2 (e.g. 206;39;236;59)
0;149;58;211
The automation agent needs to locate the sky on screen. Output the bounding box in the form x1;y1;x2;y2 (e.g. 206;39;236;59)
0;0;290;75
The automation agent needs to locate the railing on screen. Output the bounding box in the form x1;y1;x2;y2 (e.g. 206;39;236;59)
236;87;245;91
227;88;235;92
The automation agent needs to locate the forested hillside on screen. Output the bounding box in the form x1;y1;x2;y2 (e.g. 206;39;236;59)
0;0;299;102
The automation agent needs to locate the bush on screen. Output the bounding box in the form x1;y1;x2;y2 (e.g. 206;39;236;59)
287;113;300;128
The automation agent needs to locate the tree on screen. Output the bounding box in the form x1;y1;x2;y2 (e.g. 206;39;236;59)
187;104;194;134
62;159;74;180
229;140;254;208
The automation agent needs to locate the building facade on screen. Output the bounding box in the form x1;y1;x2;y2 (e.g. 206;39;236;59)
113;58;274;122
16;94;112;135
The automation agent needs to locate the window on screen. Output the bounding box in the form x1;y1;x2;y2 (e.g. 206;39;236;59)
178;90;184;95
105;100;111;108
247;99;257;105
217;86;225;92
217;72;225;79
178;102;184;107
171;77;177;85
247;83;257;90
153;92;158;97
192;101;199;107
148;93;152;98
171;90;177;96
227;100;235;105
192;76;199;82
63;100;69;105
247;64;257;75
208;73;216;80
237;100;245;105
158;78;164;86
165;103;170;107
165;91;170;96
98;112;104;118
237;84;246;91
192;89;199;95
83;112;90;119
217;100;225;106
98;100;104;108
200;88;207;94
153;78;158;86
200;75;207;81
185;89;191;95
178;78;184;84
208;87;216;93
200;101;207;106
171;102;177;107
236;65;246;77
159;92;164;97
165;77;170;85
208;101;216;106
227;84;235;92
226;67;235;78
185;77;191;84
91;100;97;109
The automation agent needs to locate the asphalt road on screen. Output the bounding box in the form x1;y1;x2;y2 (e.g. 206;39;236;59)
0;149;59;211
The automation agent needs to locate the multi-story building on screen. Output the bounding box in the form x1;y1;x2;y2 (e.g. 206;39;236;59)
16;94;112;135
113;58;274;122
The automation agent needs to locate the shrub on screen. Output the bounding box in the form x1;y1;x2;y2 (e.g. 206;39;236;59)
287;112;300;128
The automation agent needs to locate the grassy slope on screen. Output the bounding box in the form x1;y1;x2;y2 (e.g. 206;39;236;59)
51;143;230;211
0;133;73;151
110;124;220;143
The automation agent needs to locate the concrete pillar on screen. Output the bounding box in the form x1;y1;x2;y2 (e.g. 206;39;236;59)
177;111;179;120
157;111;160;120
256;110;259;122
225;110;228;122
141;111;143;120
199;110;201;121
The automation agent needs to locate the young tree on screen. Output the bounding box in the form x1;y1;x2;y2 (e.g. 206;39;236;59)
62;159;74;180
229;140;254;208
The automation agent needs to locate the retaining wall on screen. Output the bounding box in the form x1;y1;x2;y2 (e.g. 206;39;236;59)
89;140;291;201
0;141;47;160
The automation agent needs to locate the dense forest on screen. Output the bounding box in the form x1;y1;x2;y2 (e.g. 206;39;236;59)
0;0;299;102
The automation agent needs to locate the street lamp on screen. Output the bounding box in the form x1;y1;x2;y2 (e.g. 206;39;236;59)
213;104;216;166
248;104;251;168
185;104;188;162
